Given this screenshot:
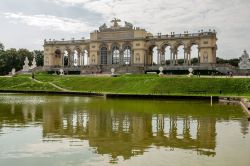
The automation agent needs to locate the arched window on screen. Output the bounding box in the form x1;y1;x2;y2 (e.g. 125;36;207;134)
100;47;108;65
112;46;120;64
123;46;131;65
63;50;69;67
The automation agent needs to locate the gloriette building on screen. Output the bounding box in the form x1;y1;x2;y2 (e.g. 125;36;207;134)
43;18;217;74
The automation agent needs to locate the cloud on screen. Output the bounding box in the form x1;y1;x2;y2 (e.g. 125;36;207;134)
51;0;250;58
1;0;250;58
51;0;250;32
3;12;94;33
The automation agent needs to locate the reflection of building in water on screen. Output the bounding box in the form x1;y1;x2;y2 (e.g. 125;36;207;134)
2;99;248;162
0;103;41;125
240;118;249;135
41;104;218;162
22;104;37;122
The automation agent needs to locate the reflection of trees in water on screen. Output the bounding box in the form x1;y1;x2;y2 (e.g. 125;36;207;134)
0;99;249;162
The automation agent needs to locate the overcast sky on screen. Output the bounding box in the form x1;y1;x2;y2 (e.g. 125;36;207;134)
0;0;249;59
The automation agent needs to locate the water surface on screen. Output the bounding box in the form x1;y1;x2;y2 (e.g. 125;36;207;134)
0;94;249;166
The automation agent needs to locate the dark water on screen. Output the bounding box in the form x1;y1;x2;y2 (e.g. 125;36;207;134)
0;93;249;166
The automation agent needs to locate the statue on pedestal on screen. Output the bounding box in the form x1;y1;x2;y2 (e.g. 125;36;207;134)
11;68;16;76
31;58;37;69
23;57;30;72
111;18;121;29
239;50;250;70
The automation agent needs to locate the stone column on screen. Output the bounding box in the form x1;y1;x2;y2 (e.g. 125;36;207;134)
170;49;173;65
62;55;64;67
184;48;191;66
79;54;82;66
173;49;178;65
161;49;165;65
120;49;124;65
67;52;71;67
77;53;80;66
131;50;134;65
70;52;74;67
188;53;191;65
198;47;200;64
107;51;112;65
157;49;161;65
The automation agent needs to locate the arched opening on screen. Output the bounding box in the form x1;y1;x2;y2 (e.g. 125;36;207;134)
112;46;120;64
73;50;81;66
83;50;88;66
177;45;185;65
63;50;70;67
163;45;171;65
190;44;199;65
100;47;108;65
152;46;158;65
123;46;131;65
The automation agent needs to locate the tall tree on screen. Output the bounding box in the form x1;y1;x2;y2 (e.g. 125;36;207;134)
34;50;44;66
0;42;4;52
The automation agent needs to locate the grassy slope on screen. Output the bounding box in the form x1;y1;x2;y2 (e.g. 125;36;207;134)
0;74;249;97
0;75;59;91
34;74;250;97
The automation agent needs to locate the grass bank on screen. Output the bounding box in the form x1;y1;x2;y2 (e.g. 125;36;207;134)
0;75;59;91
0;74;250;98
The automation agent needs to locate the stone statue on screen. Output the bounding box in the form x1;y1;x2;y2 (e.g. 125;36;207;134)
239;50;250;69
125;21;133;29
31;58;37;69
23;57;30;72
111;18;121;28
99;23;107;31
11;68;16;76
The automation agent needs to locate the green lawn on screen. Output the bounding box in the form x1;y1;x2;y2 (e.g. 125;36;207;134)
1;74;250;97
34;74;250;97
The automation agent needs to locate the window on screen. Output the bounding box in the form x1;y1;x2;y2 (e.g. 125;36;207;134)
112;46;120;64
100;47;107;64
123;46;131;65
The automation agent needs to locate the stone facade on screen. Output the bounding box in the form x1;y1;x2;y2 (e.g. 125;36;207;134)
44;19;217;73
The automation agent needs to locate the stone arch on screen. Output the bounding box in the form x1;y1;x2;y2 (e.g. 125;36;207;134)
99;43;109;50
189;41;200;65
122;42;133;50
70;46;81;66
161;43;171;65
173;41;185;65
111;42;121;50
63;47;72;67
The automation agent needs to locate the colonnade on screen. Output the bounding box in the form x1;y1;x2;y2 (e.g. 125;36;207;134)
150;45;200;66
57;49;89;67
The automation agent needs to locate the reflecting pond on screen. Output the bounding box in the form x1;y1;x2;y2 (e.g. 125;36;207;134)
0;93;249;166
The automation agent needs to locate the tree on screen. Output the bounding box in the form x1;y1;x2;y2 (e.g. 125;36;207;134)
0;42;4;52
0;48;34;75
216;57;239;67
34;50;44;66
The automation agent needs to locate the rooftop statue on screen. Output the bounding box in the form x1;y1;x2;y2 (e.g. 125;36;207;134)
99;23;107;31
111;18;121;28
239;50;250;70
125;21;133;29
